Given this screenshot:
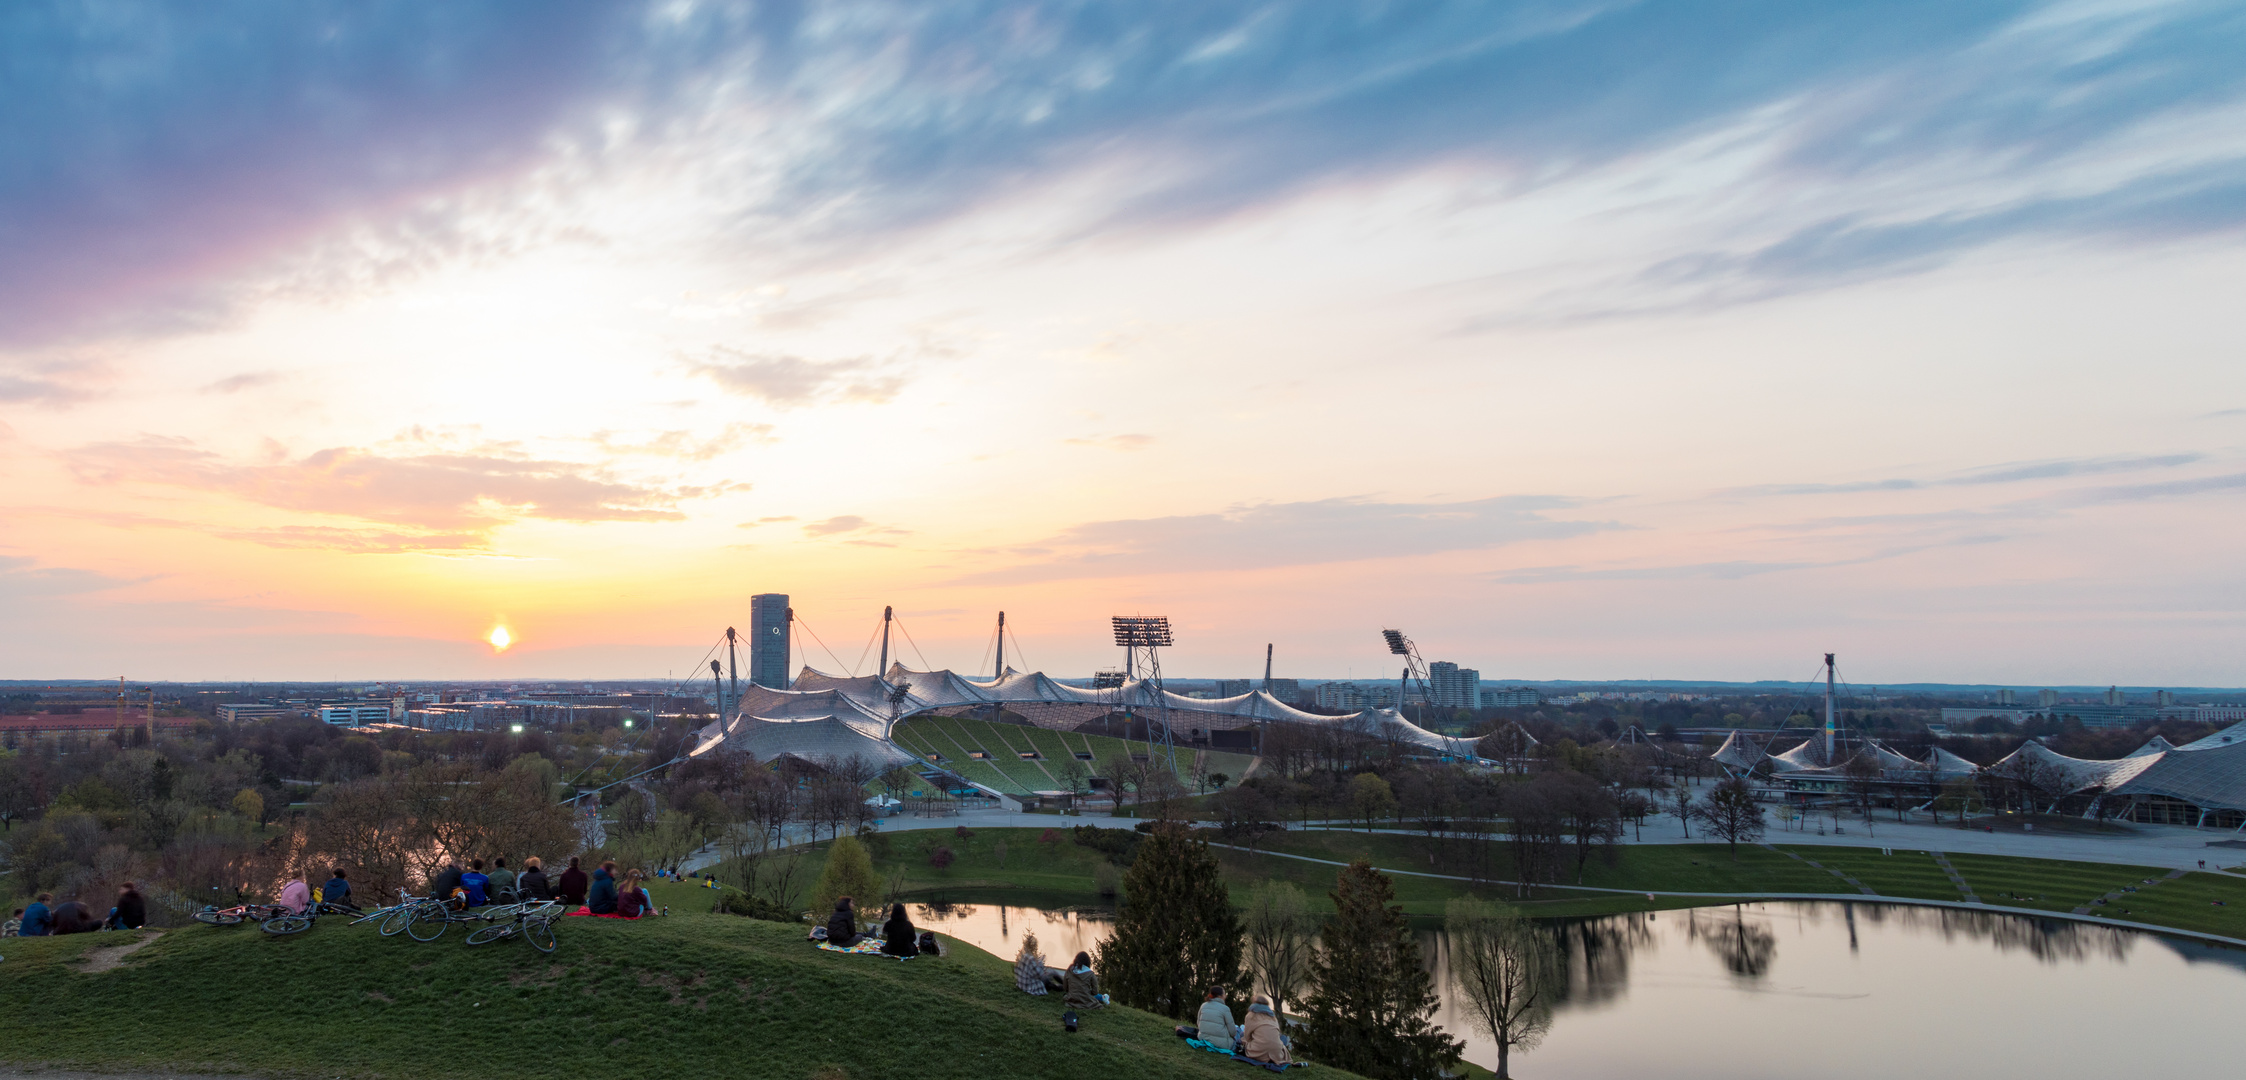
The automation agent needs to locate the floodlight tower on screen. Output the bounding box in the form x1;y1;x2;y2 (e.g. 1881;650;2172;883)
1823;652;1838;762
1112;616;1177;776
1382;628;1435;717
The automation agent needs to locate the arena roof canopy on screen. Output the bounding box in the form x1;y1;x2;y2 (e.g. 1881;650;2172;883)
687;663;1486;771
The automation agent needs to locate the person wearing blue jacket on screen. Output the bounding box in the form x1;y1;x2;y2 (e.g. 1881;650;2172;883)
19;894;54;937
460;860;493;907
587;861;619;914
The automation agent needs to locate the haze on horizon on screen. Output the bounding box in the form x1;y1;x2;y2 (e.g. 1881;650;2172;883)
3;1;2243;687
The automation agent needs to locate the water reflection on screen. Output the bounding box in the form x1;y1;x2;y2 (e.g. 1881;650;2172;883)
924;899;2241;1078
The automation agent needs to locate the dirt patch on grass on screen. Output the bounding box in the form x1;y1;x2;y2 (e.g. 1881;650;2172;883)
72;931;164;974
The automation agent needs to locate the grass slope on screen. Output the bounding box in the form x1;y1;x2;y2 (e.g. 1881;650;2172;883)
889;717;1247;798
0;904;1287;1080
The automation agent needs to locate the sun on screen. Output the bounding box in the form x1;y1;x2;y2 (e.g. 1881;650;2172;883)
488;625;513;652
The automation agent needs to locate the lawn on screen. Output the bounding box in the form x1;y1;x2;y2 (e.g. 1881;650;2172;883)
887;717;1246;798
1939;852;2162;914
0;902;1290;1080
1773;846;1964;901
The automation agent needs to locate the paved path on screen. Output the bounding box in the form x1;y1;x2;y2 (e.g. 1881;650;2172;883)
2072;867;2189;915
1928;852;1980;903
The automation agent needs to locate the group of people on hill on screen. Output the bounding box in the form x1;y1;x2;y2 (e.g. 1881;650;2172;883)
416;855;657;918
1006;936;1289;1065
3;883;147;937
819;895;935;957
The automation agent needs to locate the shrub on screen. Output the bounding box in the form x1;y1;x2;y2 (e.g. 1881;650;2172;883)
716;889;801;923
1094;861;1121;898
930;846;955;870
954;824;975;839
811;836;884;916
1039;827;1062;845
1070;824;1144;865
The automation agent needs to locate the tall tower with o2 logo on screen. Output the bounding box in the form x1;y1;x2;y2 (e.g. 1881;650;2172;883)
749;593;791;689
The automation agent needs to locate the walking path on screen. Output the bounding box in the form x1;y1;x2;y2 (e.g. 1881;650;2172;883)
1765;845;1877;896
2072;867;2189;915
1928;852;1980;903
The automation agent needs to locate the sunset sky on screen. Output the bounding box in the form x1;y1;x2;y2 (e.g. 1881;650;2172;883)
4;1;2244;685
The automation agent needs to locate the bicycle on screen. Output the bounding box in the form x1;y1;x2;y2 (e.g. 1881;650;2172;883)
195;890;291;926
464;900;563;952
261;900;359;936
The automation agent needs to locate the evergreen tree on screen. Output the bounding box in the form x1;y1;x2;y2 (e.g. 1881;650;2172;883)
1095;822;1243;1018
1300;859;1463;1080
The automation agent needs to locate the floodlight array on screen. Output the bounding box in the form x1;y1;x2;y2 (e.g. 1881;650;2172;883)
1382;629;1410;655
1111;615;1174;647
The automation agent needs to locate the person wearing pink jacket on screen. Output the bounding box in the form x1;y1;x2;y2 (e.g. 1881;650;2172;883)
278;872;312;914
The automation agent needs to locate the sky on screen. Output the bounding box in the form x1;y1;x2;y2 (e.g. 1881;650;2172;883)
3;0;2244;686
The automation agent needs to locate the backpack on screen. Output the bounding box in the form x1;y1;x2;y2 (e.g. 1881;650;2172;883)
917;931;940;955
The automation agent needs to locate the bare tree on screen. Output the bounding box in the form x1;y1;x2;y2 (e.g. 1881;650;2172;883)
1689;777;1766;860
1668;785;1694;838
1446;898;1559;1080
1241;880;1316;1019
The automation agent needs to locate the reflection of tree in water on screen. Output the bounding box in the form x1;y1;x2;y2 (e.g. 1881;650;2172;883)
1854;903;2136;964
1552;912;1655;1008
1687;906;1778;980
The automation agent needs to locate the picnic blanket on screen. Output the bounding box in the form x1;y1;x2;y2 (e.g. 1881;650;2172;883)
816;937;910;960
1182;1038;1306;1071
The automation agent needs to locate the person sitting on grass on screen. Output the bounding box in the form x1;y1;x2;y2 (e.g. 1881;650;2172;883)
824;897;861;946
518;857;552;902
587;861;619;914
1062;951;1106;1009
51;900;98;934
881;903;918;957
19;894;53;937
321;868;353;910
108;882;147;930
460;860;492;906
616;870;652;919
431;861;465;906
487;857;517;904
1189;986;1239;1052
1240;995;1288;1065
1013;932;1049;995
3;908;20;937
278;871;312;915
558;857;588;906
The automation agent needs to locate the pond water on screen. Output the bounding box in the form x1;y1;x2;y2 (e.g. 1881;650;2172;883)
910;900;2246;1078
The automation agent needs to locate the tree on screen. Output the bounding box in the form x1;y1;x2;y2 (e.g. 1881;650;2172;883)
1446;898;1558;1080
1349;772;1397;831
811;834;884;916
1689;777;1766;860
1095;823;1243;1019
1241;880;1316;1018
231;788;265;828
1299;860;1463;1080
1668;785;1693;838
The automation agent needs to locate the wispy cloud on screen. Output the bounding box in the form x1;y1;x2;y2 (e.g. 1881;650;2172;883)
592;422;775;462
1066;433;1155;451
689;349;906;407
199;371;285;395
1721;453;2206;497
61;437;736;533
954;495;1613;584
1494;537;2003;584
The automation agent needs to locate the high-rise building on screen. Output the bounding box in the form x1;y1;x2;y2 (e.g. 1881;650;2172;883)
2155;690;2175;706
749;593;791;689
1997;688;2016;706
1215;679;1253;697
2038;688;2059;709
2104;686;2125;707
1428;661;1480;708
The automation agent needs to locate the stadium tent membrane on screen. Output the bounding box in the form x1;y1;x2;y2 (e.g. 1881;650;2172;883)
2173;721;2246;752
2107;740;2246;816
689;665;1486;767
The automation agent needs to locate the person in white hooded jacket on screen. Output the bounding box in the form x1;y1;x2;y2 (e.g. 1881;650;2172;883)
1193;987;1241;1052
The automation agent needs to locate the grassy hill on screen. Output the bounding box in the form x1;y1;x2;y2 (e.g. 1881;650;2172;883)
0;887;1302;1080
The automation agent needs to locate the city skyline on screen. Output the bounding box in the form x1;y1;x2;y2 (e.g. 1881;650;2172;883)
5;2;2245;683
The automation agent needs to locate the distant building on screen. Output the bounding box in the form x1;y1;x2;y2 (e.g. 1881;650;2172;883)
1941;707;2035;725
2156;690;2176;706
1214;679;1252;697
1996;689;2016;706
318;705;390;726
749;593;791;689
216;704;288;723
1428;662;1480;708
1480;687;1541;708
2038;689;2059;708
2105;686;2125;707
1268;677;1300;700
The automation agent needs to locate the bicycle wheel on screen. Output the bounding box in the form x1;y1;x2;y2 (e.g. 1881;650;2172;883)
379;905;420;937
464;922;515;946
195;910;243;926
524;918;556;954
406;909;450;942
261;915;312;935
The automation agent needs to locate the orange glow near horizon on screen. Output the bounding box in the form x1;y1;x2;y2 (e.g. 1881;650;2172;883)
488;625;513;652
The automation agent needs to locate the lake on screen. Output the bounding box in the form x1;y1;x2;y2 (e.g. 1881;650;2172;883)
908;899;2245;1078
